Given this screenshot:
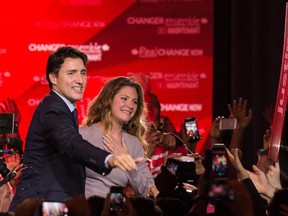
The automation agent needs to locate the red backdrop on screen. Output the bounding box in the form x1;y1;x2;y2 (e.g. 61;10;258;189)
0;0;213;155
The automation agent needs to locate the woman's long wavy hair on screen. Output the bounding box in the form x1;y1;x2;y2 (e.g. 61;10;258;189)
81;76;148;153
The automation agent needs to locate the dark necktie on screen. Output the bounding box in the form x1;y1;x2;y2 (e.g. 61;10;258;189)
72;108;79;127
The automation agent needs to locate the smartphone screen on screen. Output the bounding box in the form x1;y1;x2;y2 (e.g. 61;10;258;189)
41;201;68;216
219;118;237;130
211;144;228;179
208;181;234;201
110;186;124;212
166;158;179;175
184;117;200;141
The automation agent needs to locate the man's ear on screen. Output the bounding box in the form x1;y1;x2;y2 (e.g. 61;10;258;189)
49;73;57;86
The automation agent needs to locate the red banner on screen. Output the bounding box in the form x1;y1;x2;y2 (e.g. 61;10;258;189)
0;0;213;154
269;3;288;161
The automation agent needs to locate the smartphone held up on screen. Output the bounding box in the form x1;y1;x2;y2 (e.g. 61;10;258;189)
219;118;237;130
206;144;234;202
39;201;68;216
110;186;125;212
184;117;201;141
211;143;228;180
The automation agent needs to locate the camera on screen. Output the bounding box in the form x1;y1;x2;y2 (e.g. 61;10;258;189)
184;117;201;141
0;113;17;134
166;157;197;185
0;158;10;179
110;186;124;212
211;143;228;180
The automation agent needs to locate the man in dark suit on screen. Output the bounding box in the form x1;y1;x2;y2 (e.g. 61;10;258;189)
9;46;141;212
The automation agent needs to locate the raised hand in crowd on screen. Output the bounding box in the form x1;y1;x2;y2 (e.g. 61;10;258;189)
228;97;252;149
209;116;223;145
266;161;282;190
228;97;253;130
248;165;268;194
247;165;277;200
226;148;249;181
226;147;268;216
256;127;273;173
